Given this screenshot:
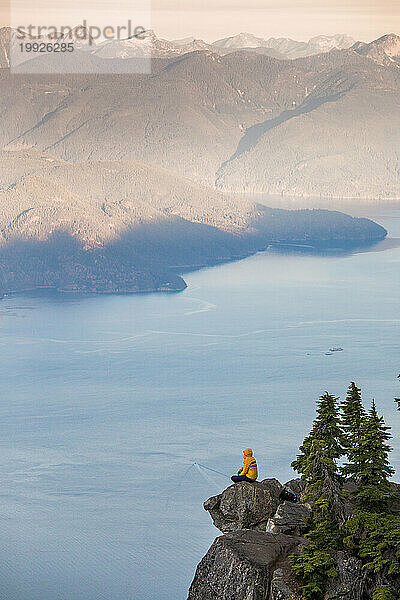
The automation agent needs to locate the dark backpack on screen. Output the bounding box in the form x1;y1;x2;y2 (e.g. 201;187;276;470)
279;487;298;503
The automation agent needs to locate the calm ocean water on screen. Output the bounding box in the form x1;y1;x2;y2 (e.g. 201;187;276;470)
0;208;399;600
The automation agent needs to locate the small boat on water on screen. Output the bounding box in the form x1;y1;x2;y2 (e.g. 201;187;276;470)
329;347;343;352
325;352;334;355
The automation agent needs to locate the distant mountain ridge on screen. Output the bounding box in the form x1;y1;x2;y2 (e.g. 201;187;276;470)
353;33;400;67
0;29;400;200
0;30;396;294
1;33;399;199
213;33;356;58
0;27;358;65
93;29;212;60
3;27;399;68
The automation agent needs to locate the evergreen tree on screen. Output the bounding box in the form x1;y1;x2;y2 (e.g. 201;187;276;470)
341;381;366;441
341;382;367;479
292;392;344;480
291;393;345;600
343;400;400;592
353;400;395;511
292;388;399;599
291;516;341;600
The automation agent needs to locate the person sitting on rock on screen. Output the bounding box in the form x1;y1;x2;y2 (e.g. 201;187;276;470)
231;448;258;483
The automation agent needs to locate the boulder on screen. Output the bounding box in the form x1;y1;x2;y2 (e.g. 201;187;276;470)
204;479;282;533
187;530;303;600
190;476;400;600
270;567;301;600
266;501;311;536
325;551;364;600
268;547;365;600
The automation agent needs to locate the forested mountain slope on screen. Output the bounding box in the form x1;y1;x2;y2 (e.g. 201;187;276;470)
1;35;399;199
0;150;386;294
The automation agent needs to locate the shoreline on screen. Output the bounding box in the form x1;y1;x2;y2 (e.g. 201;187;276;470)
0;234;391;300
227;192;400;206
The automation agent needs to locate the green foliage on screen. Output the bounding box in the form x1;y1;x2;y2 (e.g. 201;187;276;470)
353;401;395;511
341;382;366;436
291;384;400;600
344;511;400;577
342;397;400;588
290;392;345;599
292;392;344;480
372;585;398;600
341;382;367;478
290;517;341;600
341;396;400;594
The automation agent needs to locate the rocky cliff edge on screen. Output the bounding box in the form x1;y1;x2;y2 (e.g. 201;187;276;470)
187;478;376;600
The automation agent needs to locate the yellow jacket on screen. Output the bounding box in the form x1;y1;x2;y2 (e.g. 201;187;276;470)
239;448;258;480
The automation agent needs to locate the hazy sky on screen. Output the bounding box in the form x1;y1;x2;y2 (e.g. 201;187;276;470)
3;0;400;42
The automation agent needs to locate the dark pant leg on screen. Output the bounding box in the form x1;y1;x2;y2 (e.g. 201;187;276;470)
231;475;256;483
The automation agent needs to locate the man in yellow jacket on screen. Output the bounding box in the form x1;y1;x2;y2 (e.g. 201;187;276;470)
231;448;258;483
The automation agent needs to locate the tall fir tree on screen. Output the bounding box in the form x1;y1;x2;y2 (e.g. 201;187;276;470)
341;382;367;479
352;400;394;511
292;389;399;599
291;393;345;600
292;392;344;481
341;382;366;440
343;401;399;595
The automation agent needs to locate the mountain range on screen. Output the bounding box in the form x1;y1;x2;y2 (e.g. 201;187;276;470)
1;31;399;199
212;32;355;59
93;31;355;61
1;27;358;65
0;29;398;293
353;33;400;67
